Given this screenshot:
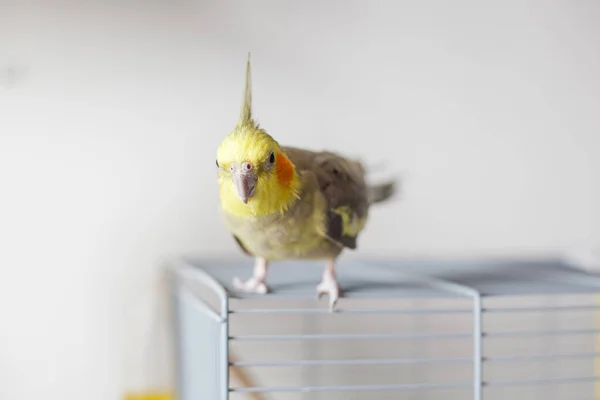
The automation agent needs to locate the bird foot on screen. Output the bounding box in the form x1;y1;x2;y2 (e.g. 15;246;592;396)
233;276;269;294
316;276;340;311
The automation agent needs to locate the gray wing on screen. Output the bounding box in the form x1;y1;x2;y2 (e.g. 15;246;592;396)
283;146;370;249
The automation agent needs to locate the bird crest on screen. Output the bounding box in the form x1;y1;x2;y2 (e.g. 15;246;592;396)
237;52;255;130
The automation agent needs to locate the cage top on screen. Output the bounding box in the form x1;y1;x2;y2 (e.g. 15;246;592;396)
176;256;600;300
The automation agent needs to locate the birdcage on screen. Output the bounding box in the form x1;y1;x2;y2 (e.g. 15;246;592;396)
169;256;600;400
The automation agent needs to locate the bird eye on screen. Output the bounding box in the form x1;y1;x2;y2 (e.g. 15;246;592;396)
268;152;275;164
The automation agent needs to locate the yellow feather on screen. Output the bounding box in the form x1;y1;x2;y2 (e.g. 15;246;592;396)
331;206;368;237
217;157;300;218
216;54;300;218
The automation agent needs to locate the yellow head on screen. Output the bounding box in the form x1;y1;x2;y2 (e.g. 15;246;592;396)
216;54;300;217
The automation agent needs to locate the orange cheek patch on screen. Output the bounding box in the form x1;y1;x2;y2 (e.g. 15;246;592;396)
275;152;294;186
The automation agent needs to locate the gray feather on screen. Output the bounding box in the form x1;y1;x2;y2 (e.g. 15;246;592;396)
368;180;398;204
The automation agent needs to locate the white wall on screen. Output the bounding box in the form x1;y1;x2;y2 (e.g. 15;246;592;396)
1;1;599;399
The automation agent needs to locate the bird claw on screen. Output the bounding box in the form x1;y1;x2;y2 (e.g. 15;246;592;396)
233;276;268;294
316;278;340;311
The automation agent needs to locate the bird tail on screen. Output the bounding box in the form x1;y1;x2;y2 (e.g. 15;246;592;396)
367;179;398;204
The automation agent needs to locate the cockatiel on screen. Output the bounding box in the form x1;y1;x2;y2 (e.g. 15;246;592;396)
216;54;396;310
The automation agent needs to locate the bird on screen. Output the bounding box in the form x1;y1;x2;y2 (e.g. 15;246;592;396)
215;53;397;310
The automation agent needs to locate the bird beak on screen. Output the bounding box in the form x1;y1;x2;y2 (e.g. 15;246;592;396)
232;171;257;204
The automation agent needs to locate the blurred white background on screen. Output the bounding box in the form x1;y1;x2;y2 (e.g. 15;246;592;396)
0;0;599;399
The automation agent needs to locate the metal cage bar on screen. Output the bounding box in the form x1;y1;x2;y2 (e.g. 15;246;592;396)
220;295;229;400
231;381;473;393
229;304;600;315
230;351;600;368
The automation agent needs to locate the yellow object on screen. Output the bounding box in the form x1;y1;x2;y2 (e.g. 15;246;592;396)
123;392;174;400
